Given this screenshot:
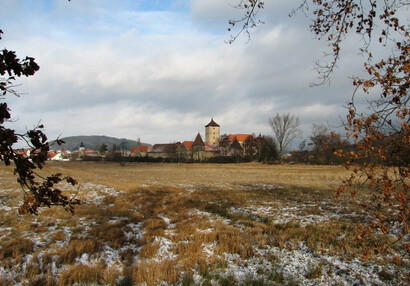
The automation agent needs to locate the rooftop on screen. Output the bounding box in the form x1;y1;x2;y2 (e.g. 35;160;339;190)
205;118;220;127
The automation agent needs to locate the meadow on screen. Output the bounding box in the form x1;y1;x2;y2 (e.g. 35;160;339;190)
0;162;407;285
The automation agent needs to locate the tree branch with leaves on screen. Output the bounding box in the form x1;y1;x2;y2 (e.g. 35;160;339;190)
0;30;81;215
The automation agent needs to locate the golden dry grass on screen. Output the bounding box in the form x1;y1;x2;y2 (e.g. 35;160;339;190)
39;161;349;191
58;263;103;286
0;162;406;285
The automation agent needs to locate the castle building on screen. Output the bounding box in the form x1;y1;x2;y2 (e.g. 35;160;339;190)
205;118;220;146
221;134;254;147
129;118;221;162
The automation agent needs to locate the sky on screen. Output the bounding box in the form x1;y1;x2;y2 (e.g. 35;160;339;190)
1;0;371;147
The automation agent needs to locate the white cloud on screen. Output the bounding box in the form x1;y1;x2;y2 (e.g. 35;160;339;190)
190;0;242;31
1;0;365;148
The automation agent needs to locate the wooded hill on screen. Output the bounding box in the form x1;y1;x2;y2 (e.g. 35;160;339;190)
52;135;150;151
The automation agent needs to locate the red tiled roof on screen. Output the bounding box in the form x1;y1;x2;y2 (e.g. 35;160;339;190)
131;146;149;153
48;152;58;158
82;149;99;156
183;141;217;152
205;118;220;127
226;134;253;142
182;141;194;151
15;151;28;158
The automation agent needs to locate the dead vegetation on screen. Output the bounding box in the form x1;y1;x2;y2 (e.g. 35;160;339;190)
0;162;407;285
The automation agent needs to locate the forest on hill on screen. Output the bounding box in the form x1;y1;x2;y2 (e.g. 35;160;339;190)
55;135;149;151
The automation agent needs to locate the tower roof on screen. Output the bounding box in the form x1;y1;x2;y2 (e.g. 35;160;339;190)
192;133;205;147
205;118;220;127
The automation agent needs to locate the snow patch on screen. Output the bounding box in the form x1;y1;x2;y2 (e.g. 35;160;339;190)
152;236;178;262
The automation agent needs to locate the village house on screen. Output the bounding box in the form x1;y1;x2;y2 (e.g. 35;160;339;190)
182;133;219;161
68;144;100;160
12;148;72;162
14;148;31;158
221;134;255;146
147;143;184;159
130;145;149;157
47;149;71;161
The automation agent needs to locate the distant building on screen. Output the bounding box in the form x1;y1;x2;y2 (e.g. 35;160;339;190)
192;133;205;161
81;149;99;157
147;143;182;159
14;148;31;158
47;149;70;161
130;145;149;157
70;148;100;160
205;118;220;146
192;133;219;161
221;134;254;146
182;141;194;152
48;152;63;161
121;118;255;161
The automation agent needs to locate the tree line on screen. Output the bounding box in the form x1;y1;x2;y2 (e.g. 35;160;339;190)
86;111;408;167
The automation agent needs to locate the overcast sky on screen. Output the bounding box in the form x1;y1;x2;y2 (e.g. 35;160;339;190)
1;0;369;147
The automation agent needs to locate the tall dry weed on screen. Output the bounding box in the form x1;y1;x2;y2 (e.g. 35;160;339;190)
103;265;123;285
89;221;127;248
57;239;100;264
139;242;160;259
133;260;179;286
0;237;34;267
215;223;253;259
58;263;104;286
142;217;167;242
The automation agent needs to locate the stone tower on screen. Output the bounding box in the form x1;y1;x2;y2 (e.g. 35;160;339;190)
205;118;220;146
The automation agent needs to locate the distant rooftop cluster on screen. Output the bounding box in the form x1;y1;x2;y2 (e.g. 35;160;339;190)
14;119;257;162
129;119;254;161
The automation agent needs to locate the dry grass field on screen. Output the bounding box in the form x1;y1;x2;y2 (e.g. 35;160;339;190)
0;162;408;285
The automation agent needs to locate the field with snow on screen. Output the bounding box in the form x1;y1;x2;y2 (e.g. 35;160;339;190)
0;162;408;285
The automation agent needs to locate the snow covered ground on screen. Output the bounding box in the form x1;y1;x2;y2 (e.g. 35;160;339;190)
0;179;408;285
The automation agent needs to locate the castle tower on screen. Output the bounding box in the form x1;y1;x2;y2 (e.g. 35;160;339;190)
205;118;220;146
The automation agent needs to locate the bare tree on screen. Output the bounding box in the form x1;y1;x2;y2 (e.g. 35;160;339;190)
269;113;302;156
229;0;409;255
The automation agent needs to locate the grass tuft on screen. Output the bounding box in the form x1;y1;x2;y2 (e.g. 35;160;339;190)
58;263;103;286
57;239;100;264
